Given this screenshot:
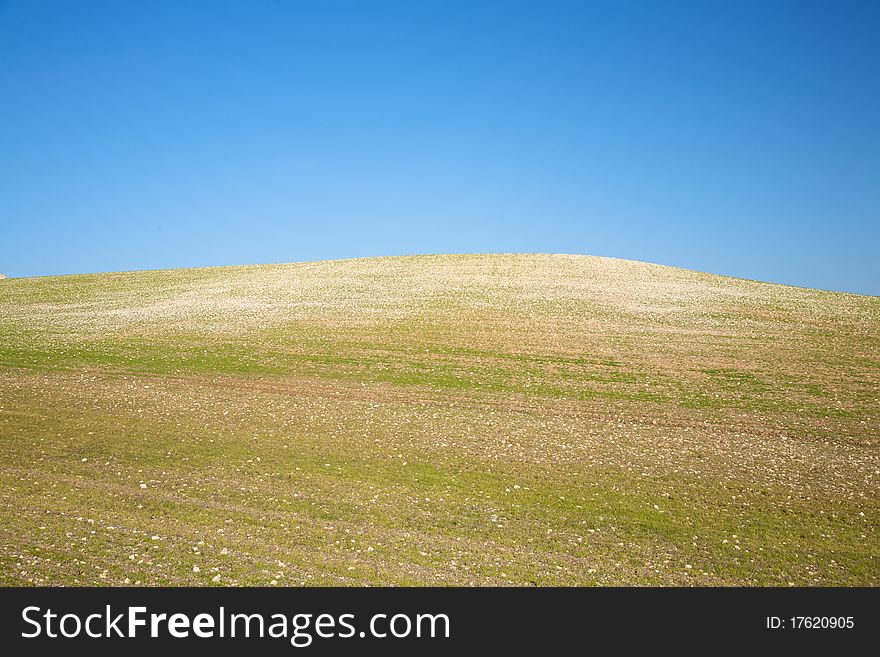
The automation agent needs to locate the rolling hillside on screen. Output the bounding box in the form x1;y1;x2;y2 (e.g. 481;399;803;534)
0;254;877;585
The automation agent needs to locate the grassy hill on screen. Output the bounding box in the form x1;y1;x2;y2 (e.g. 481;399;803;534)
0;254;877;585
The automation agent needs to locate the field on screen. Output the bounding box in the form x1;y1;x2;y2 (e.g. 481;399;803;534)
0;254;877;586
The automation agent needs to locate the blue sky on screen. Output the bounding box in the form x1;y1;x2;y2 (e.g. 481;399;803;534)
1;0;878;294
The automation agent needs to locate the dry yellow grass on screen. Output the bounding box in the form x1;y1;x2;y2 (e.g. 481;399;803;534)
0;254;877;585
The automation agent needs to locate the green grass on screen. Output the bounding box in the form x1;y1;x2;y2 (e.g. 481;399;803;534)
0;253;877;585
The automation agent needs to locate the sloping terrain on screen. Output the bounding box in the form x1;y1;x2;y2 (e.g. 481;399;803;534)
0;254;877;585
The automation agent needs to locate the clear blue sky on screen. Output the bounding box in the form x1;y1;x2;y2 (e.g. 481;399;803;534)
1;0;878;294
